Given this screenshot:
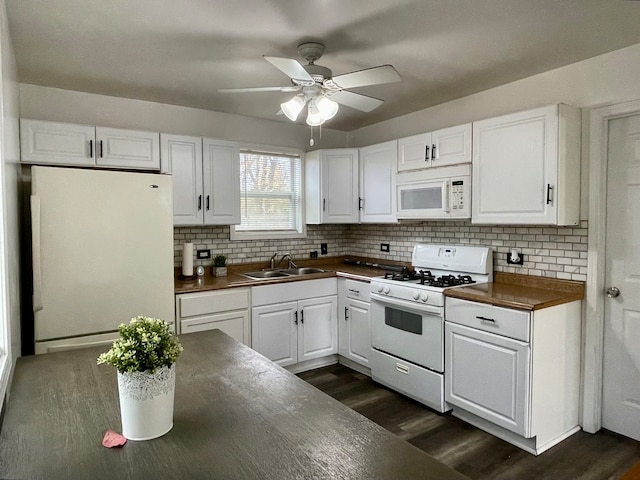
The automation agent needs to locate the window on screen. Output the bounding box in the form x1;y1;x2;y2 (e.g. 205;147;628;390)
230;149;305;240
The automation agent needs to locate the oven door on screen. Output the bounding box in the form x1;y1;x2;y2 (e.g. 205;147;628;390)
370;293;444;372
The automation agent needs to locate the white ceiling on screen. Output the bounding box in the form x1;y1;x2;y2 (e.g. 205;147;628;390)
7;0;640;131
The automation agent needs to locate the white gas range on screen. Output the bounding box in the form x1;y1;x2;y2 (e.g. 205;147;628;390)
369;244;492;412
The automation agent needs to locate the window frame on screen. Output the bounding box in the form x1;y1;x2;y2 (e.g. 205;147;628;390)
230;144;306;241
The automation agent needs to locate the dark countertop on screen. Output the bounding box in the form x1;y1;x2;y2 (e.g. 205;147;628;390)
444;272;585;311
175;256;403;294
0;330;469;480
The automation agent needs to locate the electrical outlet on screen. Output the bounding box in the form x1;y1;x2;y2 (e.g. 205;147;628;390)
310;251;318;258
320;243;328;255
196;249;211;259
380;243;390;252
506;251;524;265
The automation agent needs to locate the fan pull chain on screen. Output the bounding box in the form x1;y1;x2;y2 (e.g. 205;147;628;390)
309;125;314;147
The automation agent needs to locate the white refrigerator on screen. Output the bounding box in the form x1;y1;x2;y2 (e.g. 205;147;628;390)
31;166;175;354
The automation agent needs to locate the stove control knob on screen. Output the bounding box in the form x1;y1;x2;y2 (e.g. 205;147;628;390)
383;286;391;295
377;285;384;294
420;293;428;302
412;291;420;301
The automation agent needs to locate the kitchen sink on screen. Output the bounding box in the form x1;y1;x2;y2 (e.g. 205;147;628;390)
241;267;326;280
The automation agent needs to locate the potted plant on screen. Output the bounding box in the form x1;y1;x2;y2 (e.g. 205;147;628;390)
97;316;183;441
213;254;227;277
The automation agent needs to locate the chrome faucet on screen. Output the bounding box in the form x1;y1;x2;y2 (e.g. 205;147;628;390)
269;252;279;269
279;253;298;269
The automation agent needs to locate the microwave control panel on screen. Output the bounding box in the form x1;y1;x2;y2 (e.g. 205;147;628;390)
451;180;465;210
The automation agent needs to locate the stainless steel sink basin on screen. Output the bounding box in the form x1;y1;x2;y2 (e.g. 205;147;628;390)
241;267;326;280
278;268;326;275
241;270;291;279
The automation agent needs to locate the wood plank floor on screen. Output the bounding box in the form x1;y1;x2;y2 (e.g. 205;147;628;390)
298;364;640;480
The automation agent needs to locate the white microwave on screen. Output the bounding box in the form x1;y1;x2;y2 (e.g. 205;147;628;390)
396;164;471;219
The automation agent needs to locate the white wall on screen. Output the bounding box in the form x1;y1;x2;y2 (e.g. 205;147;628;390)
0;0;22;408
19;84;349;151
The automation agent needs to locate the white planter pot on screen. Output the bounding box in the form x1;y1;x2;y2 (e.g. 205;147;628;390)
117;364;176;441
214;266;227;277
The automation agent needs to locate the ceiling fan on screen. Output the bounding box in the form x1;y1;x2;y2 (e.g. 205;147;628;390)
219;41;402;127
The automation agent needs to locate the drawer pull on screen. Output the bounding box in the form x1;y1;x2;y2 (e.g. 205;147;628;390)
395;363;409;375
348;289;360;294
476;316;496;323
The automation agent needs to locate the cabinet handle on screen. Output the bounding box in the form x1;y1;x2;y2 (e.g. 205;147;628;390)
395;363;410;375
99;140;103;158
323;198;326;211
476;316;496;323
431;144;436;160
206;195;210;211
358;197;363;210
89;140;93;158
300;310;304;324
294;311;298;325
198;195;202;211
546;184;553;205
425;145;430;161
345;306;349;320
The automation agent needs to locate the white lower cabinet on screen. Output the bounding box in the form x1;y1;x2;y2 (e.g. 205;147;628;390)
444;296;582;455
252;279;338;371
176;288;250;346
338;278;371;369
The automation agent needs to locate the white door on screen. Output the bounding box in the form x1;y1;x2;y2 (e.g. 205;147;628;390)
321;149;359;223
431;123;472;167
298;296;338;362
251;302;298;367
397;132;431;171
343;297;371;366
202;138;241;225
602;114;640;440
359;140;397;223
161;134;203;225
95;127;160;170
20;119;95;167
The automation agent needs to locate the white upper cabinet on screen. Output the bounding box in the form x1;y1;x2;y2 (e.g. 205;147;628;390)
472;104;580;225
95;127;160;170
306;149;359;224
397;123;471;172
359;140;397;223
21;119;160;170
161;134;240;226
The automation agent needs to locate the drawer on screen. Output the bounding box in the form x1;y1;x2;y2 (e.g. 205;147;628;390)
445;297;530;342
370;348;448;413
177;288;250;318
344;279;370;302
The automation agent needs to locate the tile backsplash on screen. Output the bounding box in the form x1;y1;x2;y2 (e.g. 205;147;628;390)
175;220;588;281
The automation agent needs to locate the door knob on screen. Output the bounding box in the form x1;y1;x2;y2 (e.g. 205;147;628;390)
606;287;620;298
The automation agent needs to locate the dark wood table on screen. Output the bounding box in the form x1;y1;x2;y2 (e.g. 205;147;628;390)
0;330;469;480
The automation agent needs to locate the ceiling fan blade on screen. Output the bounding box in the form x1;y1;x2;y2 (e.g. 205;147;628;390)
264;56;314;82
219;86;300;93
330;90;384;112
332;65;401;89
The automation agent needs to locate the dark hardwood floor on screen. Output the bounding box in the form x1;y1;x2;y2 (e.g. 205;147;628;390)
298;364;640;480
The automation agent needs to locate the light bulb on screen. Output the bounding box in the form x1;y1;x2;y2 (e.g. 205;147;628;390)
306;100;324;126
280;96;306;121
316;95;339;121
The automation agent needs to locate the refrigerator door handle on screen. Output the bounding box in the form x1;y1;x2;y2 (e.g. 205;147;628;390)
31;195;44;312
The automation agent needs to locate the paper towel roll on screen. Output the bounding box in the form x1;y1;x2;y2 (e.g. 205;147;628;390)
182;242;194;277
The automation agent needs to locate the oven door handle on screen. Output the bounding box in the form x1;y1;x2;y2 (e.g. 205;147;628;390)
370;292;443;316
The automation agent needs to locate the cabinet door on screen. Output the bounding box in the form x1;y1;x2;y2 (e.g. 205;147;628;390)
445;322;531;437
431;123;471;167
359;141;397;223
161;134;204;225
252;302;298;367
342;297;371;367
472;105;558;224
321;149;359;223
202;138;241;225
20;119;95;166
398;132;431;171
298;296;338;362
95;127;160;170
180;310;250;345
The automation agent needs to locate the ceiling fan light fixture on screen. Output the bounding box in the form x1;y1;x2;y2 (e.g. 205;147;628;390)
306;100;324;126
281;95;306;121
316;95;339;121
